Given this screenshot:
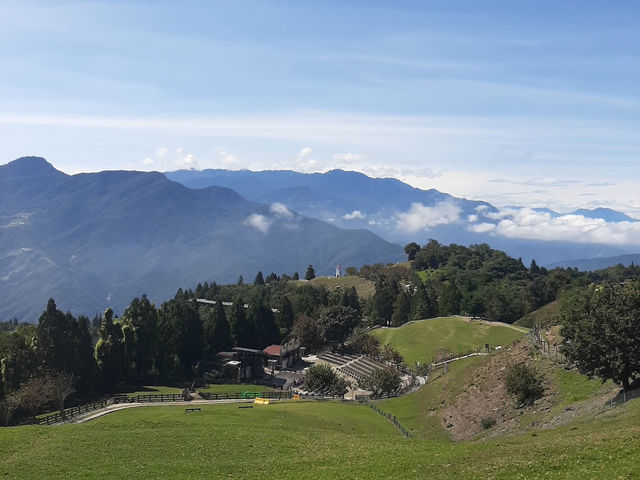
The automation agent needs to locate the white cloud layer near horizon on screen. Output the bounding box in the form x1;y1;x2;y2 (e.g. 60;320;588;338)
469;207;640;246
392;201;640;246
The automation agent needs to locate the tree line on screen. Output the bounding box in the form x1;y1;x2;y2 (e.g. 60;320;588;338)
0;267;365;424
363;239;640;327
3;242;639;423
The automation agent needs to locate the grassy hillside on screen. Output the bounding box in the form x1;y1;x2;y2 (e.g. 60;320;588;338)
2;397;639;478
371;316;527;366
515;300;560;328
377;340;617;441
377;356;480;440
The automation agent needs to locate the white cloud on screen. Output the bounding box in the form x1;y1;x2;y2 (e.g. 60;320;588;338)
467;214;478;222
298;147;312;159
179;153;198;169
466;207;640;245
396;201;462;233
343;210;365;220
294;147;320;173
142;157;154;166
156;146;169;159
270;202;293;218
214;147;241;168
468;222;495;233
333;152;365;162
245;214;272;234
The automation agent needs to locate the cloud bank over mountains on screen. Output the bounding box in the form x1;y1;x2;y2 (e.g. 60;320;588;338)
392;201;640;246
467;207;640;246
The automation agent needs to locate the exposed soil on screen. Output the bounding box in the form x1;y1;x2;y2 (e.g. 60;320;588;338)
441;338;621;441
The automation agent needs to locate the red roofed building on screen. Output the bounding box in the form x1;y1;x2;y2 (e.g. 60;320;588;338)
263;339;300;370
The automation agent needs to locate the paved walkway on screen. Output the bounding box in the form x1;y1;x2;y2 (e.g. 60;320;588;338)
67;398;258;424
432;352;488;368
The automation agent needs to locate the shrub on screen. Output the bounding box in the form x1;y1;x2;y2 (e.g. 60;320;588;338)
480;417;496;429
303;363;350;395
358;367;402;397
381;344;404;364
504;363;544;407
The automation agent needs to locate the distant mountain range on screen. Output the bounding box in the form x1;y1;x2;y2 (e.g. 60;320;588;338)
545;254;640;271
0;157;403;321
4;157;638;321
166;168;638;266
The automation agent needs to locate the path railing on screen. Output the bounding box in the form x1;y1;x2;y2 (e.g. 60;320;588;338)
198;391;291;400
36;399;108;425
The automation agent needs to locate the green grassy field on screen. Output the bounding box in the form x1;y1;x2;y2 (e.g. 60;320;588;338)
371;316;527;366
2;396;639;479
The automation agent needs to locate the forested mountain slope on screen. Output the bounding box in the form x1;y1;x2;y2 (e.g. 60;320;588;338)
0;157;402;321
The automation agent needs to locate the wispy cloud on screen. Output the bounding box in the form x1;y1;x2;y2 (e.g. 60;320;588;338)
333;152;366;162
270;202;293;218
244;214;272;234
314;53;491;72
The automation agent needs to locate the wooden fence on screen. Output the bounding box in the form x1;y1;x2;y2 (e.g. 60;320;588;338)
364;400;412;437
198;391;291;400
36;400;108;425
529;329;566;364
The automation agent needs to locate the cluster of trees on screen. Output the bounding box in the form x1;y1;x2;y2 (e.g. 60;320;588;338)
0;268;368;423
561;280;640;391
361;239;640;327
2;370;75;424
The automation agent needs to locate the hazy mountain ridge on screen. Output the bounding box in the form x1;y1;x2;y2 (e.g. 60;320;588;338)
166;168;637;265
545;254;640;271
1;157;403;321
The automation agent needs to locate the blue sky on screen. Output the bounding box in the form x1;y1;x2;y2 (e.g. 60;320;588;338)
1;0;639;213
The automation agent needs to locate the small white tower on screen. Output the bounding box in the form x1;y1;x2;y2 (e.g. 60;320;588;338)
335;264;342;277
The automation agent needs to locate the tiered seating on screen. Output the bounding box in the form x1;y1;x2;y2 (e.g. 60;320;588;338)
317;352;351;366
335;355;391;383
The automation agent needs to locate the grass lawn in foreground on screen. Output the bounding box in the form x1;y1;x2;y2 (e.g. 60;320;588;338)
371;316;527;366
2;396;640;479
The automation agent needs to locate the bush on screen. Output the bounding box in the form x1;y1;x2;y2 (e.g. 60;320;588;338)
358;367;402;397
414;361;431;376
504;363;544;407
303;363;350;395
480;417;496;429
381;344;403;364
